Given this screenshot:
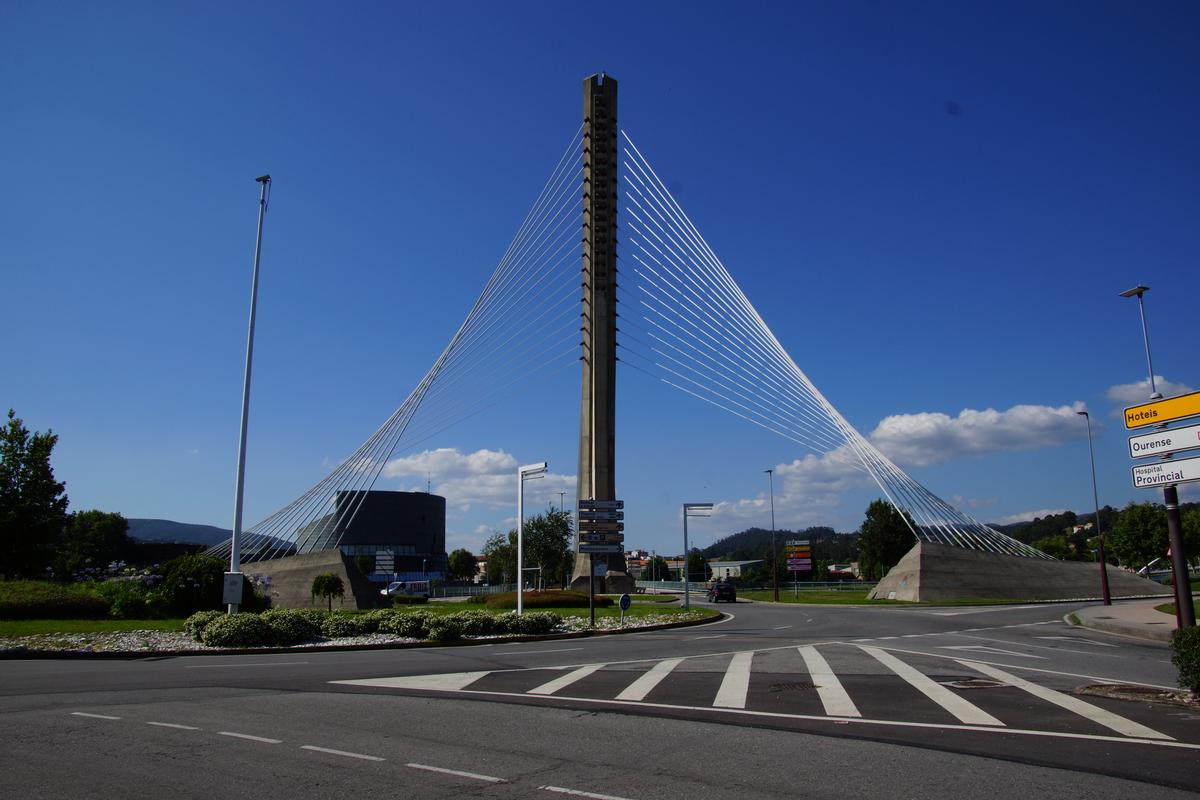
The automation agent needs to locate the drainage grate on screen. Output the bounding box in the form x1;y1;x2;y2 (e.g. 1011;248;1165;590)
769;681;815;692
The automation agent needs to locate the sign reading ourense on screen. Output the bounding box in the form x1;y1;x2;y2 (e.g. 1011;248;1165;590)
1124;390;1200;429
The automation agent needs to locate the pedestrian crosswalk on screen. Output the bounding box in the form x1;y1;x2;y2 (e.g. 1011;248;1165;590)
331;643;1178;744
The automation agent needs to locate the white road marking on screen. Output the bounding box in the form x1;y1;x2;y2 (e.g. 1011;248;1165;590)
1036;636;1117;648
147;722;200;730
939;645;1046;660
959;660;1173;741
615;658;683;701
332;671;488;691
540;786;637;800
494;647;584;656
301;745;384;761
185;661;309;669
860;646;1004;726
71;712;120;720
798;645;860;718
407;763;506;782
713;651;754;708
928;605;1043;616
690;634;726;640
773;625;792;630
528;665;603;695
217;731;282;744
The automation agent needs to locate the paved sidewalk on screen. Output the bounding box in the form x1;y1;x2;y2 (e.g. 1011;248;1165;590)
1072;597;1183;643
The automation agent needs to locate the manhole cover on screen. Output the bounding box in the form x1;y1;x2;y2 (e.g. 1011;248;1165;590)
941;679;1006;690
769;681;815;692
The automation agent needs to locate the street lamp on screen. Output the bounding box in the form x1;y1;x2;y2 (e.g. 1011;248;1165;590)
517;462;547;616
682;503;713;611
766;468;778;601
1076;411;1111;605
1119;285;1194;628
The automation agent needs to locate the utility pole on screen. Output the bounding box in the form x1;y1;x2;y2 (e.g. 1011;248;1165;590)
228;174;271;614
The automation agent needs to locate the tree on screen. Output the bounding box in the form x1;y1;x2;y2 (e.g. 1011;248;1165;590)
482;530;516;585
856;499;915;581
311;573;345;611
158;554;227;615
1108;502;1168;569
521;508;573;588
0;410;69;578
56;510;132;578
447;548;477;582
642;554;671;581
685;548;707;583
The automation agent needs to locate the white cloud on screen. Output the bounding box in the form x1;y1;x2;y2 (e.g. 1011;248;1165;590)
712;448;869;527
868;402;1088;468
992;508;1069;525
382;447;575;512
1105;376;1194;406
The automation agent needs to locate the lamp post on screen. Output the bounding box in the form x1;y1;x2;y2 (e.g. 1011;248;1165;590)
682;503;713;611
766;468;778;601
228;174;271;614
1119;285;1194;628
517;462;548;616
1076;411;1111;605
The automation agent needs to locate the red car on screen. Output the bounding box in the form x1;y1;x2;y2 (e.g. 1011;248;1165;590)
707;582;736;602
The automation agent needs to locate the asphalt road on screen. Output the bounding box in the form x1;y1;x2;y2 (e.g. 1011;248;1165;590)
2;597;1196;799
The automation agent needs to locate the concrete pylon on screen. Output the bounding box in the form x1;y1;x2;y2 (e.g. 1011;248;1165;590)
570;74;633;594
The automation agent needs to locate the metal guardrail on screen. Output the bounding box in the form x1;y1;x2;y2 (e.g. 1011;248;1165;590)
635;580;876;593
431;584;516;598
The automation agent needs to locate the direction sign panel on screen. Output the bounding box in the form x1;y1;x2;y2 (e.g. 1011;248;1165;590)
579;510;624;520
578;499;624;510
1124;391;1200;430
1128;422;1200;459
579;533;623;543
1132;454;1200;489
579;543;624;554
578;521;624;532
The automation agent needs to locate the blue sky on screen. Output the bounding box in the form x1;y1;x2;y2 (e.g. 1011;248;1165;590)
4;1;1198;556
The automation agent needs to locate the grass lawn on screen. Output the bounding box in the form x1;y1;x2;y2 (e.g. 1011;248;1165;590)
738;589;1041;606
418;603;715;621
0;618;185;637
1154;599;1200;617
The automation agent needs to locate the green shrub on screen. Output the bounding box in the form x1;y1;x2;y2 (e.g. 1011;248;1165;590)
465;594;488;604
427;617;462;642
1171;626;1200;694
90;579;161;619
261;608;320;645
493;610;562;635
319;611;364;638
378;610;434;639
485;590;608;610
201;613;272;647
156;555;226;616
184;610;225;642
0;580;111;620
359;608;396;633
390;594;428;605
448;609;498;636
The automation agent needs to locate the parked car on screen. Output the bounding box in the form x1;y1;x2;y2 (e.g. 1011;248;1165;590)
707;581;736;603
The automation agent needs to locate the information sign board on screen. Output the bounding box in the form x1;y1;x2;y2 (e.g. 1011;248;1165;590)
1128;422;1200;460
1124;391;1200;430
580;543;624;554
1131;454;1200;489
579;510;624;520
578;521;624;532
578;499;624;510
222;572;244;605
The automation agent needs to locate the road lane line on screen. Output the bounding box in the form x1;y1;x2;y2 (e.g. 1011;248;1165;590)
528;665;603;695
494;647;584;656
860;646;1004;726
713;652;754;708
938;645;1046;660
773;625;792;630
332;671;489;691
71;712;120;720
407;763;506;782
1036;636;1117;647
147;722;200;730
217;731;282;744
615;658;683;701
690;634;726;640
959;660;1173;740
540;786;636;800
798;646;860;718
301;745;384;761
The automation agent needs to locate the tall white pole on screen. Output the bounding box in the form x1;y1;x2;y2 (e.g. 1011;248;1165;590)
682;504;690;612
229;174;270;613
517;470;524;616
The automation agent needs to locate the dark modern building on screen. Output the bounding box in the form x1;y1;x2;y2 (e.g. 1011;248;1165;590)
294;490;447;582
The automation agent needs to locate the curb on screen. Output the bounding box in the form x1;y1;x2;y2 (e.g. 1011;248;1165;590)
1070;613;1174;644
0;610;726;660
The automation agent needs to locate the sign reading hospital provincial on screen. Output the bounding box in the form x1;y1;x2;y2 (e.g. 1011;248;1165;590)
1124;390;1200;430
1131;454;1200;489
1128;422;1200;459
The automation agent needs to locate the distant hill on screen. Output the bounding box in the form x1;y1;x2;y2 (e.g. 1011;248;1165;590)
701;526;854;562
127;518;231;547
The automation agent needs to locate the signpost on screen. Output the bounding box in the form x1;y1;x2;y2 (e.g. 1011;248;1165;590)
784;540;811;598
1132;454;1200;489
1124;391;1200;430
578;499;625;627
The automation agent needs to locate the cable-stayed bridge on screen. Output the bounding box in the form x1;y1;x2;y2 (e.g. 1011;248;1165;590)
208;74;1049;576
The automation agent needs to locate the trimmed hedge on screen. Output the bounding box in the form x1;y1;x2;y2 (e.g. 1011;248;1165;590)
1171;626;1200;694
184;610;225;642
0;580;111;620
320;612;365;638
262;608;321;645
201;613;272;647
485;590;610;610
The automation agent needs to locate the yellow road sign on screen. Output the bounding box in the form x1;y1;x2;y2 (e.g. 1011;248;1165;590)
1124;391;1200;430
